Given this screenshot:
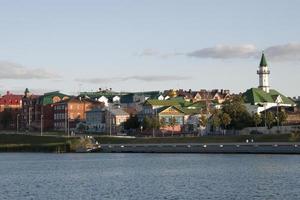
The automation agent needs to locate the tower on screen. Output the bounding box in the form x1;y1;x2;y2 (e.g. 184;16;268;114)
257;52;270;93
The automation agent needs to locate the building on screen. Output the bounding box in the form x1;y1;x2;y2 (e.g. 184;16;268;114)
21;88;40;130
141;98;204;133
0;91;23;112
86;108;106;132
21;89;69;131
106;108;130;134
53;97;103;131
243;52;296;114
0;91;23;129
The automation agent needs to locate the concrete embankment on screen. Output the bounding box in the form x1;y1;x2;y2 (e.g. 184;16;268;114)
100;143;300;154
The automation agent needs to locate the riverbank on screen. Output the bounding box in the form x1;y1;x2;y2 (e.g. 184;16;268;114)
95;133;300;144
100;142;300;154
2;133;300;153
0;134;80;153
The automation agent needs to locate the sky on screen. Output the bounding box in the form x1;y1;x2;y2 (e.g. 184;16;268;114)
0;0;300;97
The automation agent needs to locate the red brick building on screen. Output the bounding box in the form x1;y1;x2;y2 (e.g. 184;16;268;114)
21;88;69;131
0;91;23;129
53;97;103;131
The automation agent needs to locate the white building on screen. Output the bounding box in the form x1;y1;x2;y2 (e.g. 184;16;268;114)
243;52;295;113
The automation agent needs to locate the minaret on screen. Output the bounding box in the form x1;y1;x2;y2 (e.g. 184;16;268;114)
257;52;270;93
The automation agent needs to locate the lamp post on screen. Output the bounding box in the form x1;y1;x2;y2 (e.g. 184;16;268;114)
277;103;280;132
67;117;70;137
17;114;20;134
40;114;43;136
264;104;267;128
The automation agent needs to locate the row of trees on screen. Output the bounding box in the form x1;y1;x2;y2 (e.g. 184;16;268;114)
123;115;179;136
209;96;288;131
124;96;289;135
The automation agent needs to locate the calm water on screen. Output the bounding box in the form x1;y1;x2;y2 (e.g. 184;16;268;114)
0;153;300;200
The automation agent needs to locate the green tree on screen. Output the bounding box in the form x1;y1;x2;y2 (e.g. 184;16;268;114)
278;111;287;126
150;116;160;137
77;123;87;133
221;113;231;134
222;96;252;130
0;109;13;129
142;116;152;130
266;111;275;129
124;115;140;130
211;110;221;133
199;114;208;135
252;113;262;129
169;116;178;136
160;117;167;137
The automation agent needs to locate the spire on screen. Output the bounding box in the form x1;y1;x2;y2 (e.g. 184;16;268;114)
259;51;268;67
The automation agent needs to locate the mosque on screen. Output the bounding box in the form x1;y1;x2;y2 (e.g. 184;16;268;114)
243;52;296;113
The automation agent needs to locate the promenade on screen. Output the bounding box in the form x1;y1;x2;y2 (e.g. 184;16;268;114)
100;142;300;154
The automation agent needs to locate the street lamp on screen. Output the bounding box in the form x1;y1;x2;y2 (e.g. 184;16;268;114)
17;114;20;134
67;117;70;137
40;114;43;136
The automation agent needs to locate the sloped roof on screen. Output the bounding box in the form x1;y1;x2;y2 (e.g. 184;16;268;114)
109;108;129;116
260;52;268;67
243;88;295;105
156;105;201;115
39;91;69;105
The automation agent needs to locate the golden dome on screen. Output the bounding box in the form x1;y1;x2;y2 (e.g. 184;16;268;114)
168;89;178;98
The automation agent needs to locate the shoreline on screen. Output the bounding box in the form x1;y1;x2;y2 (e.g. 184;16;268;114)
99;142;300;154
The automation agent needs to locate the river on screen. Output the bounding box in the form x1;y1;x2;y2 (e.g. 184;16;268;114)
0;153;299;200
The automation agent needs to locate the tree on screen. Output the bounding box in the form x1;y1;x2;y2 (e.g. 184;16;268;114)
0;109;13;129
142;116;152;130
199;114;208;136
160;117;167;137
169;116;178;136
124;115;140;130
252;113;262;129
278;111;287;126
222;96;252;130
221;113;231;134
211;110;221;133
266;111;275;129
77;123;87;133
150;116;160;137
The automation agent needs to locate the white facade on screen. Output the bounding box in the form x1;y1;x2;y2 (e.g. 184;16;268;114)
97;96;109;107
257;54;270;93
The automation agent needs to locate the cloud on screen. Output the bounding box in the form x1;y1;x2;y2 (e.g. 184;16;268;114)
75;75;191;84
139;49;183;58
140;43;300;62
139;49;160;57
187;44;258;59
264;43;300;61
0;61;59;79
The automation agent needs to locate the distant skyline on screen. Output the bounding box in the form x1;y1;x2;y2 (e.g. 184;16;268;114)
0;0;300;97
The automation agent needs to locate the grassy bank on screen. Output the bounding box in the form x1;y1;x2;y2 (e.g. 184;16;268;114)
0;134;80;152
95;133;300;144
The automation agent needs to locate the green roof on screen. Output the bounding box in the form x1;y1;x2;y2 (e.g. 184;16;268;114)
260;52;268;67
243;88;295;105
145;98;206;108
156;106;201;115
39;91;69;105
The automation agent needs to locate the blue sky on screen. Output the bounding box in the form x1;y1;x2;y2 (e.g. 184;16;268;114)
0;0;300;96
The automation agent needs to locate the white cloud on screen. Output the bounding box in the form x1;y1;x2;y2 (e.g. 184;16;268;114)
75;75;191;84
139;49;183;58
264;43;300;61
139;49;160;56
0;61;59;79
187;44;258;59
